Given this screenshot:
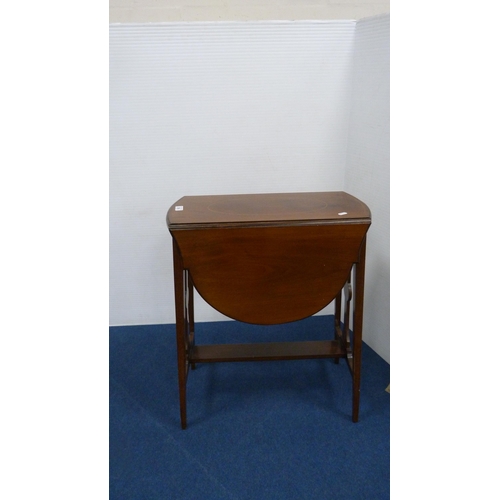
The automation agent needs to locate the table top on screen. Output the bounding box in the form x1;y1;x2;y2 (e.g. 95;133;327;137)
167;191;371;229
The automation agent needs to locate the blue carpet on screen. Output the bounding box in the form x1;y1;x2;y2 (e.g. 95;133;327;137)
110;315;390;499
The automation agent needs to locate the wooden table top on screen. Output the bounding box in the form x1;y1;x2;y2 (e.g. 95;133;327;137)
167;191;371;229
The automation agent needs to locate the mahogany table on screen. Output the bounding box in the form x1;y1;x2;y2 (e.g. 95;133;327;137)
167;191;371;429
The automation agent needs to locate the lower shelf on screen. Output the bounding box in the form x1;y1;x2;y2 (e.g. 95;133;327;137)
190;340;345;363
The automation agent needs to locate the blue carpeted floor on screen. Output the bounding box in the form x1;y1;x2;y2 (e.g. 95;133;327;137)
110;315;389;499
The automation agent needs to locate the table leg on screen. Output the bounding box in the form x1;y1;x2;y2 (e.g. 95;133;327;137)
188;272;196;370
343;273;352;358
351;237;367;423
173;239;188;429
333;289;342;364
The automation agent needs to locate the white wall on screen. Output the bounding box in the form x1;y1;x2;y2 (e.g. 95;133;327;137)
345;14;390;362
110;0;390;23
110;21;356;326
109;9;390;363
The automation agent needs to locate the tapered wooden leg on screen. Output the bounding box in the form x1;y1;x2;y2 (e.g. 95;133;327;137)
173;239;188;429
188;272;196;370
351;237;367;423
333;289;342;364
343;272;352;354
